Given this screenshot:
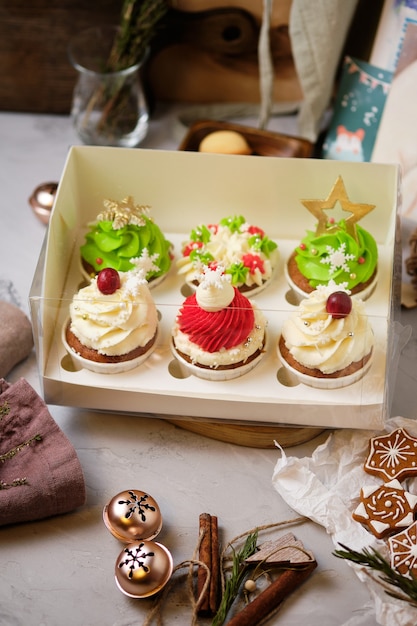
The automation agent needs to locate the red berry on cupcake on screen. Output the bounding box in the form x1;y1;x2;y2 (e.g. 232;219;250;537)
97;268;121;295
326;291;352;319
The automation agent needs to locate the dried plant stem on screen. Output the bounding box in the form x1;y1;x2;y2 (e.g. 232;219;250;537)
78;0;168;139
334;543;417;608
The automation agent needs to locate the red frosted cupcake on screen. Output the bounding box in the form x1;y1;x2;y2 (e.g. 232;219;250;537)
171;266;267;380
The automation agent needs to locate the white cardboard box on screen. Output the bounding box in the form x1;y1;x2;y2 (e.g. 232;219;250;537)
30;146;401;430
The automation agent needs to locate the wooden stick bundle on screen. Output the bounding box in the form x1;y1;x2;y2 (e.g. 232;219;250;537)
197;512;220;615
226;559;317;626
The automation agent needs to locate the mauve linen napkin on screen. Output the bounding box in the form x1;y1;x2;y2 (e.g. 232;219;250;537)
0;378;86;526
0;299;34;378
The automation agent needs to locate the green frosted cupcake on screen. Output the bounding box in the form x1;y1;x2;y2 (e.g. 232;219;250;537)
80;196;172;286
286;221;378;298
286;176;378;300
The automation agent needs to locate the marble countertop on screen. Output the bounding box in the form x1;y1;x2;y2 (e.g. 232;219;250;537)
0;107;416;626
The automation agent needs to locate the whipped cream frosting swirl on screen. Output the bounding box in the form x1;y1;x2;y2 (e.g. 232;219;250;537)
195;270;235;312
177;215;278;290
69;271;157;356
281;285;373;374
173;274;266;367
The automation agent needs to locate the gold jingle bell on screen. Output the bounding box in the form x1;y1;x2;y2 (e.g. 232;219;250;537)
115;540;173;598
103;489;162;543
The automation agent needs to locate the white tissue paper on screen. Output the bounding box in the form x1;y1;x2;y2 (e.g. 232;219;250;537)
272;416;417;626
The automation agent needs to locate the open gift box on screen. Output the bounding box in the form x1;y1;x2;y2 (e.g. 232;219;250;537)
30;146;401;435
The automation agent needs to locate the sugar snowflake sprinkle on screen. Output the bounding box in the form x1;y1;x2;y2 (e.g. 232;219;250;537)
199;265;230;290
130;249;160;276
320;242;356;274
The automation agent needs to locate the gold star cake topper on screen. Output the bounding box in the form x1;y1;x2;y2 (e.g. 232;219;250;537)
97;196;150;230
301;175;375;240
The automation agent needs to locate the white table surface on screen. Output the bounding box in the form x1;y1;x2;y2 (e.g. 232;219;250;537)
0;107;416;626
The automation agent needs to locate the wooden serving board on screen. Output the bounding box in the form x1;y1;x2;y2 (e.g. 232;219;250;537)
167;419;326;448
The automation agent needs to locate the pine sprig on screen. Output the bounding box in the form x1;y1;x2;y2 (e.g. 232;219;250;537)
80;1;169;139
107;0;169;71
334;543;417;608
212;530;259;626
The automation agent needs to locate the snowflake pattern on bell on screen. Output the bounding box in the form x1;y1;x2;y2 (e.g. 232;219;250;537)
320;242;356;274
389;521;417;577
119;542;155;579
117;491;156;521
364;428;417;481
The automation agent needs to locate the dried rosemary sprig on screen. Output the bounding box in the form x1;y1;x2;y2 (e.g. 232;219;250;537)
212;530;259;626
0;434;42;463
76;1;168;141
107;0;169;71
0;401;10;419
0;477;28;490
334;543;417;608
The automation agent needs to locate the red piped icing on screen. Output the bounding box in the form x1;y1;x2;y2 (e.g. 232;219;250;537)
177;288;255;353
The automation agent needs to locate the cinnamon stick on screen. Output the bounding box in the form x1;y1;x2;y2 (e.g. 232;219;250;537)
197;513;221;616
225;560;317;626
197;512;212;615
209;515;220;614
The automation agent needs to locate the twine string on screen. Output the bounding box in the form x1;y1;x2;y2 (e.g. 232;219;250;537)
142;558;210;626
218;516;307;597
142;516;307;625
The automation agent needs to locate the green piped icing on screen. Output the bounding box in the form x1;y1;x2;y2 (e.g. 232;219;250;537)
294;222;378;290
80;217;172;279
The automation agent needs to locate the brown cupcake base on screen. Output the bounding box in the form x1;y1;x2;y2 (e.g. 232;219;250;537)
172;340;265;371
65;324;157;364
287;251;377;297
278;335;372;380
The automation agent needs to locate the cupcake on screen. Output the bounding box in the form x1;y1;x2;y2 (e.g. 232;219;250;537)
63;262;158;374
171;266;267;380
80;196;172;286
286;176;378;299
277;283;374;389
177;215;278;295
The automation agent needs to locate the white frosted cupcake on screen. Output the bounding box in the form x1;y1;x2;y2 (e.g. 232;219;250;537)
63;261;158;374
171;266;267;381
277;282;374;389
176;215;279;296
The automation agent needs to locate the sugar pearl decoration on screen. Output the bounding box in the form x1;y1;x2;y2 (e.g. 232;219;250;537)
244;579;257;592
103;489;162;543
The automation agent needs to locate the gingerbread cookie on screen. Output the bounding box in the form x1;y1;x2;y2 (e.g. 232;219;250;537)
388;521;417;577
364;428;417;482
352;479;417;539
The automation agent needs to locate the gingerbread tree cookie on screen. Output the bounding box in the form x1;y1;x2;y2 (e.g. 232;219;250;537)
364;428;417;482
352;479;417;539
388;521;417;577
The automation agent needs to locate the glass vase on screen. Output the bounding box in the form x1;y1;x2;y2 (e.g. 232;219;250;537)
68;26;149;148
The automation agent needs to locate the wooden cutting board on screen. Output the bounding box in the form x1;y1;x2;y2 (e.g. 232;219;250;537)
167;418;326;448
